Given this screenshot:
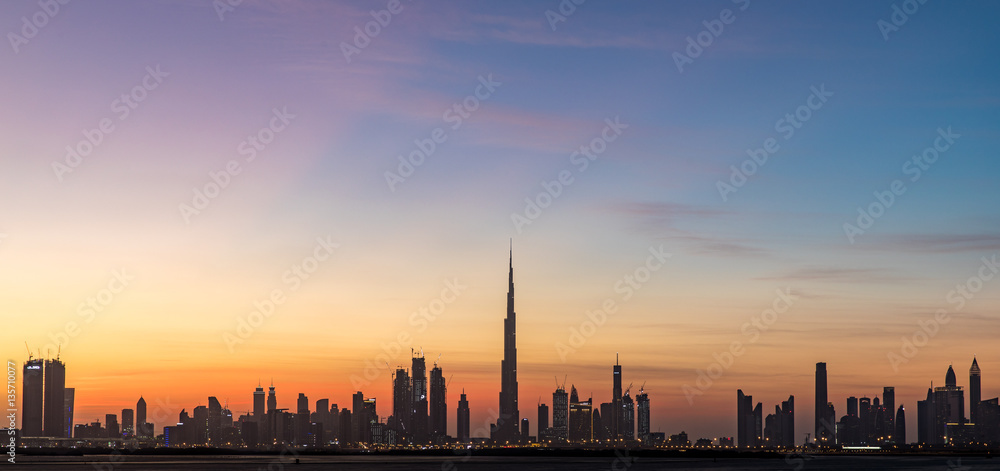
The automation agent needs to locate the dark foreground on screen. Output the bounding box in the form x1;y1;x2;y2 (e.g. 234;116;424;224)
11;454;1000;471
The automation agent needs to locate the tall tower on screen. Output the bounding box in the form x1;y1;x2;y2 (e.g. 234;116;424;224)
496;243;520;442
392;367;411;441
882;387;895;443
43;358;66;437
254;382;266;430
815;362;832;445
430;363;447;440
63;388;75;438
267;382;277;413
457;390;470;443
612;355;622;440
411;353;428;443
21;359;43;437
136;396;148;438
637;388;650;442
970;357;981;425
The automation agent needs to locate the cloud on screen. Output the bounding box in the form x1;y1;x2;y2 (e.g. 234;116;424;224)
854;233;1000;253
755;266;919;284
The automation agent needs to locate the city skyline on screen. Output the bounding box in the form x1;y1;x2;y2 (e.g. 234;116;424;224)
3;0;1000;447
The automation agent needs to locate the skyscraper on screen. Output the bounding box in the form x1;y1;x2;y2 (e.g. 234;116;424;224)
353;391;368;443
814;362;833;445
737;389;755;448
267;383;277;413
568;386;592;443
971;357;982;425
612;356;622;440
430;363;447;440
208;396;223;444
21;359;43;437
621;391;634;440
122;408;134;438
881;387;894;444
457;390;470;443
136;396;151;438
392;367;411;441
254;383;266;423
496;244;520;443
63;388;74;438
537;402;549;440
105;413;119;438
895;405;906;445
43;359;66;437
552;386;568;441
917;387;934;444
780;396;794;448
636;389;649;442
411;353;428;443
933;365;965;443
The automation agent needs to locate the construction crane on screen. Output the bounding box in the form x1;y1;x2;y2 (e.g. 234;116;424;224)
434;353;442;368
446;374;454;388
25;341;32;360
624;382;633;397
639;381;646;395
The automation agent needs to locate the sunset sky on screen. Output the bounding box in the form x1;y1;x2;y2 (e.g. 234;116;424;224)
3;0;1000;442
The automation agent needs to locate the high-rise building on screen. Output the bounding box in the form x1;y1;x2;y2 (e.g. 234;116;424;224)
847;396;858;418
192;405;208;444
122;408;134;438
495;244;520;443
43;359;66;437
353;391;367;443
267;383;277;413
883;387;895;443
430;364;447;440
63;387;74;438
392;367;411;441
208;396;223;444
411;354;428;443
537;402;549;440
568;386;592;443
971;357;982;425
254;383;266;426
814;362;833;445
457;390;470;443
612;357;622;440
21;359;44;437
137;396;147;430
106;414;119;438
780;396;794;448
917;387;934;444
315;398;330;444
636;390;649;442
295;393;310;445
621;391;634;440
737;389;756;448
859;396;872;444
895;405;906;445
933;365;965;444
338;408;352;444
552;386;568;441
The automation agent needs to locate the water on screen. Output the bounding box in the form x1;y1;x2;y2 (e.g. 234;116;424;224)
13;454;1000;470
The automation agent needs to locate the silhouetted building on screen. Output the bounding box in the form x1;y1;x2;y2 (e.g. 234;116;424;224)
971;358;982;426
63;387;74;438
883;387;895;443
21;359;43;436
598;403;614;442
209;396;223;444
295;393;309;445
621;391;634;440
495;245;520;443
537;403;549;441
43;359;66;437
122;408;134;438
521;418;529;441
917;387;935;444
106;414;119;438
137;396;152;438
737;389;759;448
411;354;428;443
392;367;411;441
814;362;834;446
568;386;592;442
612;357;622;440
978;398;1000;444
934;365;965;444
430;364;447;440
193;405;208;444
847;396;858;418
637;390;650;442
315;398;330;445
254;383;266;437
895;405;906;445
338;408;352;444
859;396;872;444
552;386;568;441
457;390;470;442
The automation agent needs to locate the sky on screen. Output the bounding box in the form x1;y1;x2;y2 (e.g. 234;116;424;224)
2;0;1000;443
